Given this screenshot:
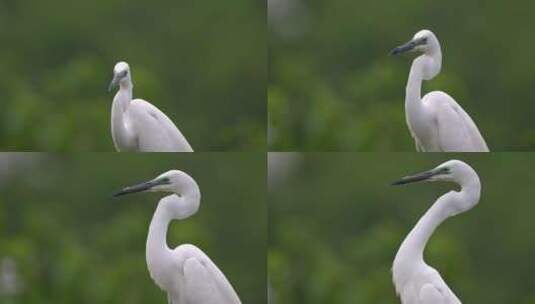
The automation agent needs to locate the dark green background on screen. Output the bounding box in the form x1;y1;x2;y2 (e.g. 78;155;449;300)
269;153;535;303
0;0;265;151
269;0;535;151
0;153;266;303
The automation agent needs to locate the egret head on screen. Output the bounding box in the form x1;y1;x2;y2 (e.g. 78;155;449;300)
390;29;440;56
392;160;481;216
392;160;478;186
108;61;132;92
114;170;201;219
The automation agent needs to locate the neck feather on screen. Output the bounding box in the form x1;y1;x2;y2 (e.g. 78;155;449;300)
405;57;425;120
404;52;442;129
111;84;134;150
147;200;173;250
392;194;450;292
395;176;478;265
396;194;450;263
146;199;174;286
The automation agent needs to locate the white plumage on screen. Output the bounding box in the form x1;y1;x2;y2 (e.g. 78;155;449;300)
108;62;193;152
392;160;481;304
392;30;489;152
114;170;241;304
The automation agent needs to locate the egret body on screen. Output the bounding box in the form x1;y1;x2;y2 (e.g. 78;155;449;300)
108;62;193;152
392;160;481;304
391;30;489;152
114;170;241;304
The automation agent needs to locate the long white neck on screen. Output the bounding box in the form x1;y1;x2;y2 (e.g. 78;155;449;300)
147;198;173;256
146;196;175;290
405;51;442;127
394;177;479;267
396;193;450;264
146;184;200;290
111;80;134;151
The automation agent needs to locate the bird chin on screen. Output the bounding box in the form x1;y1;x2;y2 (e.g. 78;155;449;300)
426;176;439;182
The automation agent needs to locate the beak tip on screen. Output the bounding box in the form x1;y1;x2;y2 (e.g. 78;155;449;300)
111;179;162;198
112;187;131;197
108;78;118;92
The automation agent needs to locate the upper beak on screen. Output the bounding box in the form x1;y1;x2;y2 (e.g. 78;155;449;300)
391;169;439;185
390;38;425;56
108;76;119;92
113;178;168;197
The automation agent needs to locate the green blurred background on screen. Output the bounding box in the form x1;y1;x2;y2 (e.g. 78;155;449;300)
269;153;535;303
0;153;266;303
268;0;535;151
0;0;265;151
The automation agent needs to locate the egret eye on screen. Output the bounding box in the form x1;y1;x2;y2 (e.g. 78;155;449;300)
438;167;450;174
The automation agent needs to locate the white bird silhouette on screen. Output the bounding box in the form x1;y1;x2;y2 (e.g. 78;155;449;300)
391;30;489;152
108;62;193;152
392;160;481;304
114;170;241;304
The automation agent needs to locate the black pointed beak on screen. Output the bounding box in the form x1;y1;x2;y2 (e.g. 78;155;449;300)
390;37;426;56
108;77;118;92
113;178;170;197
392;169;439;185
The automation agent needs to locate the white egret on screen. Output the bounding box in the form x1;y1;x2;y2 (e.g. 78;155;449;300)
391;30;489;152
391;160;481;304
114;170;241;304
108;62;194;152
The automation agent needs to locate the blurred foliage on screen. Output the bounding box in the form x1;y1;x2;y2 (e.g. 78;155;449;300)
0;153;266;303
269;153;535;303
268;0;535;151
0;0;266;151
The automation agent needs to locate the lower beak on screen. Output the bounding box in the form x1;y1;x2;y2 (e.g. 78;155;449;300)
392;169;438;185
113;177;170;197
114;180;158;196
108;77;119;92
390;40;416;55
